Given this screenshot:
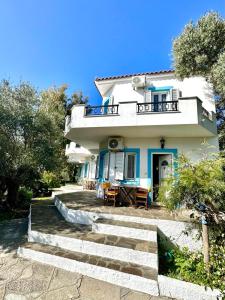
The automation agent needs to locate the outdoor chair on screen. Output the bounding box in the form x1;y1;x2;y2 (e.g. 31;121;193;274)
134;187;149;210
102;182;119;207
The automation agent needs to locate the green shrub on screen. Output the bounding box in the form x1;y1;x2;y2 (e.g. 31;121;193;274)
18;187;33;206
159;237;225;295
41;171;60;188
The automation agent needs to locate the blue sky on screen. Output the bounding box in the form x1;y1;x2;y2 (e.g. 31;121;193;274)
0;1;224;104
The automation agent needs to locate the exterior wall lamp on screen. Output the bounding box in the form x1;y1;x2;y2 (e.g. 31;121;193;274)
160;137;165;149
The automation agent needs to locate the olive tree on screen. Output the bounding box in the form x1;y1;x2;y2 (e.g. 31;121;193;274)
0;81;68;208
173;12;225;149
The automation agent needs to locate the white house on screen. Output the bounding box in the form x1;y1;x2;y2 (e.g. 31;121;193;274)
65;70;218;201
65;142;97;183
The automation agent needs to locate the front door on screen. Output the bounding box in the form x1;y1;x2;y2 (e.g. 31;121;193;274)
158;154;172;186
152;153;172;201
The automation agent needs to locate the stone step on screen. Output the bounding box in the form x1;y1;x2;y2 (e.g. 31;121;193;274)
30;203;158;269
93;218;157;242
17;242;159;296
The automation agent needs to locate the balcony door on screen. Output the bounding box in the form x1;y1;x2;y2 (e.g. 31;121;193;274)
152;92;168;112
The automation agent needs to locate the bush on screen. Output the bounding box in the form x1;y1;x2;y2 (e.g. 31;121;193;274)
18;187;33;207
41;171;60;189
159;237;225;295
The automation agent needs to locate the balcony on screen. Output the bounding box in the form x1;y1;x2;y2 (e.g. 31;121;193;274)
65;97;217;149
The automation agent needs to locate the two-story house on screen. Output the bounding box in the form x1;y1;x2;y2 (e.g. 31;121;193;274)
65;70;218;201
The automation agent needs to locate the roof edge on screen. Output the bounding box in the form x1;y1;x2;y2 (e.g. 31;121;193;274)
95;69;175;82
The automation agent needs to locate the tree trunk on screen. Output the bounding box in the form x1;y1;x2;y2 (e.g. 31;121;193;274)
6;179;19;209
202;222;210;271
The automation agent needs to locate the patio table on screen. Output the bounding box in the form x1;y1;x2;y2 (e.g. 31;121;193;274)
119;185;139;206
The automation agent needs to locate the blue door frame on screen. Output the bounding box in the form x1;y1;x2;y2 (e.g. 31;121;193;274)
147;148;178;202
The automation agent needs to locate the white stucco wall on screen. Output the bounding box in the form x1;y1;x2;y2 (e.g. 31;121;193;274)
68;98;217;138
119;136;218;189
103;75;215;113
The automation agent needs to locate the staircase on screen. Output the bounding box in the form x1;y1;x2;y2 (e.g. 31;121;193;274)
18;200;160;296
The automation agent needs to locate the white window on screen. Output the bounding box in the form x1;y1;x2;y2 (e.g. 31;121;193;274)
125;153;136;180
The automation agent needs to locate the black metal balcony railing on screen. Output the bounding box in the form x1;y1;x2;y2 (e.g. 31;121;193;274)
85;104;119;116
137;101;179;113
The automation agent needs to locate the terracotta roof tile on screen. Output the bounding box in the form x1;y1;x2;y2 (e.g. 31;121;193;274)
95;70;174;81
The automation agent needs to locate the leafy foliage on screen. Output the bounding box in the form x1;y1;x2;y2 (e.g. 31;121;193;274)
41;171;61;189
158;153;225;213
172;12;225;149
18;187;33;207
158;153;225;295
173;12;225;79
0;80;70;207
159;239;225;295
71;91;88;105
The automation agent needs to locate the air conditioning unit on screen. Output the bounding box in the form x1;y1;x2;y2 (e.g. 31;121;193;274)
132;76;146;89
108;137;124;151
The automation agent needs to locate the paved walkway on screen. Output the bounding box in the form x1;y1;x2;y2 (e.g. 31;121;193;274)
0;217;173;299
0;218;28;253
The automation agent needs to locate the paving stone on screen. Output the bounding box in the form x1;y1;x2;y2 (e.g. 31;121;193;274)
38;285;80;300
6;278;46;294
79;276;121;300
121;289;151;300
107;262;121;271
5;294;27;300
0;286;5;300
48;268;82;291
120;267;143;277
32;262;54;280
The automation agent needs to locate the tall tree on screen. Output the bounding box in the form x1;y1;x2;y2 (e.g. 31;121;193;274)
38;85;68;172
0;80;41;207
0;81;68;208
172;12;225;149
71;91;88;105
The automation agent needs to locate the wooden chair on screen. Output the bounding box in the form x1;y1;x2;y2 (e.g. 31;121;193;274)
102;183;119;207
134;187;149;210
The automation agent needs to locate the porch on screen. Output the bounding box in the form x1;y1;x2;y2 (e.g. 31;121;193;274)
54;189;189;222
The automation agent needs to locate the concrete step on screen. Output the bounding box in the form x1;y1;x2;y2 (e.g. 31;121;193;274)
30;203;158;270
93;218;157;242
17;242;159;296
